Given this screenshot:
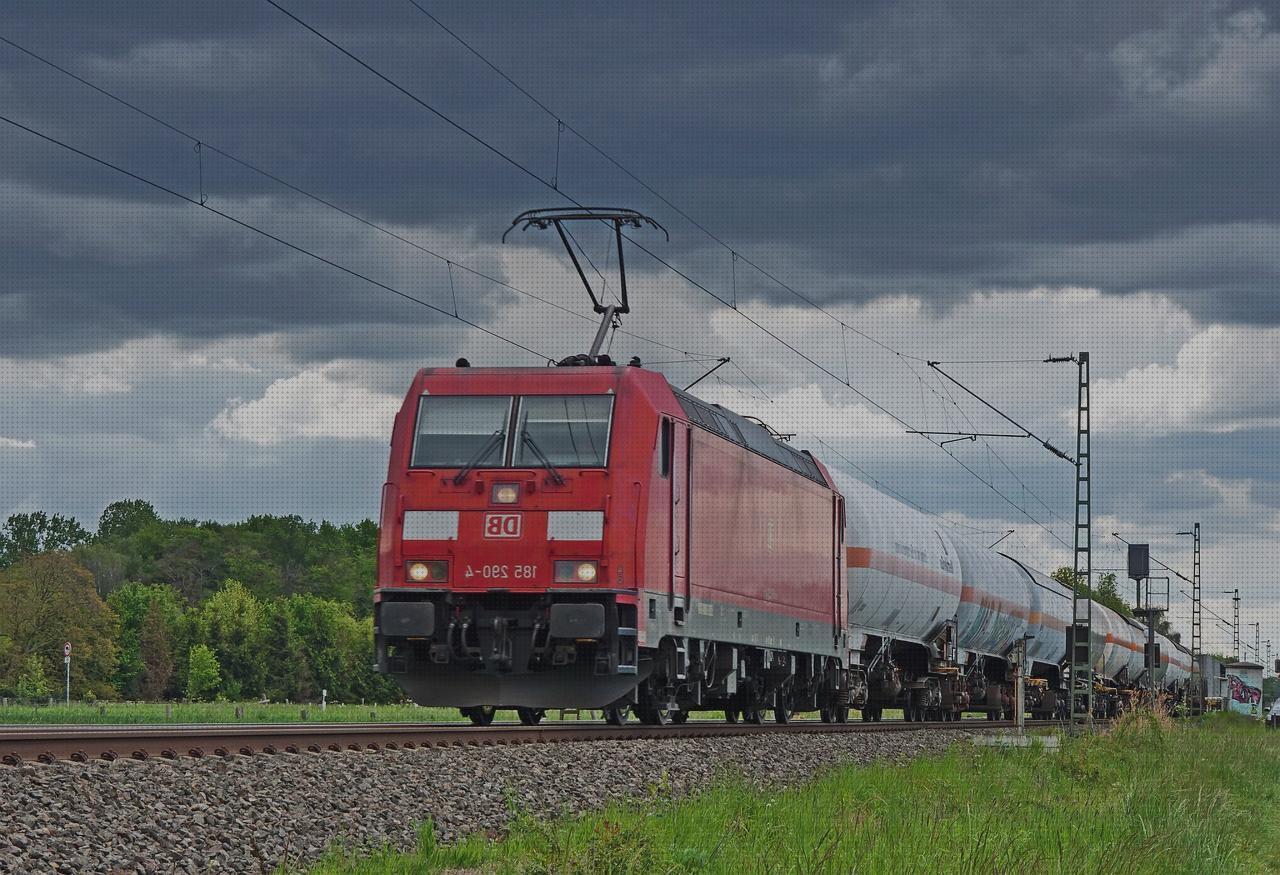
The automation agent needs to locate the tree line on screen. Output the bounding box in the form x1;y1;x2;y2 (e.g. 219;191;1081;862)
0;501;399;703
1051;567;1180;642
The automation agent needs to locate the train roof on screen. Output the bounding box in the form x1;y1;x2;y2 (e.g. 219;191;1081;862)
672;387;827;485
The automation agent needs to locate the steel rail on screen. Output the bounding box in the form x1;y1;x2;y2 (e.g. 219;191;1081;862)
0;719;1067;766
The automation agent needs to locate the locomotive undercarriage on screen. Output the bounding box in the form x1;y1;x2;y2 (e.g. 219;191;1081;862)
376;589;641;709
377;590;853;722
615;636;854;725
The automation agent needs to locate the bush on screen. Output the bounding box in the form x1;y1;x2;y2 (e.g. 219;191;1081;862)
15;655;53;700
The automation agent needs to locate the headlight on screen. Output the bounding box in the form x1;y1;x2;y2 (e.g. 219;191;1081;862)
491;483;521;505
406;560;448;583
555;560;599;583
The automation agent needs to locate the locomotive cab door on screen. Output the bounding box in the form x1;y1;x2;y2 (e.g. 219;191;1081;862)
832;495;844;645
669;419;691;623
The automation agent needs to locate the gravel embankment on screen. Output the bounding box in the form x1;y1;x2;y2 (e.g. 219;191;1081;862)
0;728;981;873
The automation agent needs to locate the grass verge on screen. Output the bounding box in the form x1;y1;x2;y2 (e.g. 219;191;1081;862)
0;701;462;724
309;712;1280;874
0;701;964;726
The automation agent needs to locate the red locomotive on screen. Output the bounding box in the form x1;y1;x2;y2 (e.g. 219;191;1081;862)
373;362;850;725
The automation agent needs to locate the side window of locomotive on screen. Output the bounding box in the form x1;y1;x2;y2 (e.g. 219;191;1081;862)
660;418;672;477
513;395;614;468
410;395;513;468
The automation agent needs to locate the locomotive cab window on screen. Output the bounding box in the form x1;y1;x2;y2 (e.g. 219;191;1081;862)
410;395;513;468
513;395;614;468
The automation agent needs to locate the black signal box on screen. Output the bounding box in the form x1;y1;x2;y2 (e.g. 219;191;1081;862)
1128;543;1150;581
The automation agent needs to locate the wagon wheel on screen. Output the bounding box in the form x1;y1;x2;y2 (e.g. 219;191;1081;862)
670;710;690;725
636;706;671;726
603;705;629;726
773;707;792;725
516;708;545;726
741;704;765;725
462;706;496;727
724;708;739;724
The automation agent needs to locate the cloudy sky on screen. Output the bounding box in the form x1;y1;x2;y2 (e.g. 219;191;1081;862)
3;1;1279;654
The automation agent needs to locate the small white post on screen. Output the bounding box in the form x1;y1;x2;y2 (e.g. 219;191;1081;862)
321;689;327;711
1013;638;1027;737
63;641;72;706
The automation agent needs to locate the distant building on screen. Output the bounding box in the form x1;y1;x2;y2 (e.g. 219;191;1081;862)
1224;662;1263;719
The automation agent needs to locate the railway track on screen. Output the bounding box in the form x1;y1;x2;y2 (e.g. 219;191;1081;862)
0;718;1067;765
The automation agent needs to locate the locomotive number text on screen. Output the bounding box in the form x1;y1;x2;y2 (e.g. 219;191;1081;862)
465;564;537;581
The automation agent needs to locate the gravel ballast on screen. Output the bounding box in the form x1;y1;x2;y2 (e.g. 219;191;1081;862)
0;727;983;872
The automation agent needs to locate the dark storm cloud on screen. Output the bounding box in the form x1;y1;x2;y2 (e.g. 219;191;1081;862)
4;0;1280;361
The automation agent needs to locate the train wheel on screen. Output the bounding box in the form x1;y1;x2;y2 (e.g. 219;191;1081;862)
670;710;690;725
516;708;544;726
741;705;765;725
834;704;849;723
724;708;739;724
603;705;629;726
636;707;671;726
462;706;495;727
820;705;833;723
773;707;792;725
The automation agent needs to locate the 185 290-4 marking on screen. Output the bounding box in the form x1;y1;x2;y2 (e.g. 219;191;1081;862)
465;564;537;581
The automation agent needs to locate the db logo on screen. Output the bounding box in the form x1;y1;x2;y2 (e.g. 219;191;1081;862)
483;513;522;539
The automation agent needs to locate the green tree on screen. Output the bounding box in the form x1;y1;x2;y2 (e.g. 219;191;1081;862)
0;512;90;567
96;499;160;542
260;599;312;702
0;553;119;698
192;579;267;698
72;541;130;597
185;644;221;701
1052;567;1133;618
139;600;176;699
107;582;184;697
15;654;53;700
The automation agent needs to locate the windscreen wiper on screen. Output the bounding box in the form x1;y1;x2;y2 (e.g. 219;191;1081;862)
452;429;504;485
520;432;566;485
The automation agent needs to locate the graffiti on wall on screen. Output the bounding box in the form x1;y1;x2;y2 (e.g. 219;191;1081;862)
1226;673;1261;717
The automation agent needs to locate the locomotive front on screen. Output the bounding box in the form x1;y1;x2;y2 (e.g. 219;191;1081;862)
374;365;655;717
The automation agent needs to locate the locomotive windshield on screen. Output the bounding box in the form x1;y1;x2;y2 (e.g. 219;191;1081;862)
409;394;612;468
410;395;512;468
513;395;613;468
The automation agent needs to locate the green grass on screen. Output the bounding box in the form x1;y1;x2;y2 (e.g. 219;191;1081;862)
0;701;950;726
0;700;497;725
309;712;1280;874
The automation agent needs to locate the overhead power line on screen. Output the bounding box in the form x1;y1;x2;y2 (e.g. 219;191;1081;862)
402;0;925;362
0;112;556;360
0;33;718;366
928;362;1075;462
